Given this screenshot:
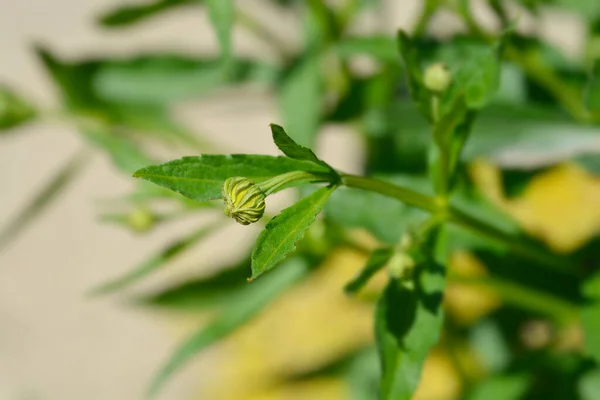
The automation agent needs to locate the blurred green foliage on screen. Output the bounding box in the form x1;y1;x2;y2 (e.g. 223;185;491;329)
3;1;600;399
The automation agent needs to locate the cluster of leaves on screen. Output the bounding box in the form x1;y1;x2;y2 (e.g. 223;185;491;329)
3;0;600;399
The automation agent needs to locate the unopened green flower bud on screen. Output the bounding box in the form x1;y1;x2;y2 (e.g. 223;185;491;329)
387;252;416;280
424;63;452;93
127;207;155;233
222;177;266;225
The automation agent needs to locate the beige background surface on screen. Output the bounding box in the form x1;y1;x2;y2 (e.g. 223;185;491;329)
0;1;580;399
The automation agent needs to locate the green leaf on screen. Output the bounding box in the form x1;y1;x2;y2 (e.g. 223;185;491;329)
82;127;155;173
205;0;235;62
467;374;530;400
147;257;309;398
97;0;199;27
336;36;398;63
464;104;600;168
0;85;37;131
133;155;330;202
251;185;335;279
137;258;249;311
579;368;600;400
582;303;600;363
0;150;88;252
375;261;445;399
397;30;432;120
439;40;501;110
345;247;394;294
269;123;337;175
278;56;322;147
585;61;600;112
37;47;276;107
35;47;212;163
89;222;221;295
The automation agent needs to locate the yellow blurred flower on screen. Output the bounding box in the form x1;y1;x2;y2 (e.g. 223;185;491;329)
445;251;502;326
194;248;374;400
471;160;600;253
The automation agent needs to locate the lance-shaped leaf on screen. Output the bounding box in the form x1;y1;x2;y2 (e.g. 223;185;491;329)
278;55;322;147
251;185;335;279
133;155;331;202
345;247;394;294
269;123;338;177
205;0;234;62
397;30;432;120
375;260;446;399
0;150;88;252
97;0;199;27
89;222;221;295
137;258;250;311
147;257;309;398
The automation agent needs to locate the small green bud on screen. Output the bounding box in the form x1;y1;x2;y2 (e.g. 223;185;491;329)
387;252;416;280
127;207;155;233
222;177;266;225
424;63;452;93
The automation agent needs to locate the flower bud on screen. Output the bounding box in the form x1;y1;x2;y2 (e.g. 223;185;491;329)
387;252;416;280
222;177;266;225
424;63;452;93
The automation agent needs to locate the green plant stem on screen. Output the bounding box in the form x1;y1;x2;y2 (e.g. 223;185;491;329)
236;9;292;61
412;0;440;37
341;174;439;213
340;174;571;273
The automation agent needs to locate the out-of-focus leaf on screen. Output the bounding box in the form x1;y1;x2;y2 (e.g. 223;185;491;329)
397;30;432;120
346;347;380;400
0;85;36;131
582;270;600;361
90;222;221;295
137;258;249;311
37;49;277;107
387;101;600;169
469;319;510;372
466;104;600;168
335;36;398;63
325;175;430;244
278;56;322;147
467;374;530;400
82;127;155;173
269;123;337;175
0;150;88;253
375;261;445;399
133;155;331;202
98;0;199;27
35;47;211;160
438;40;501;110
574;153;600;175
554;0;600;21
305;0;339;48
250;185;334;279
585;61;600;112
579;368;600;400
148;257;309;398
345;247;393;294
205;0;234;62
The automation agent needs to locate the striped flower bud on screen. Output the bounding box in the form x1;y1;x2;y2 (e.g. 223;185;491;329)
222;177;266;225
